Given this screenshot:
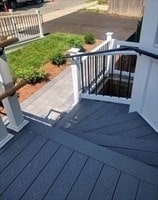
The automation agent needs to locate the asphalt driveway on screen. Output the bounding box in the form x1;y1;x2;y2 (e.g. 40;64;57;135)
43;11;139;40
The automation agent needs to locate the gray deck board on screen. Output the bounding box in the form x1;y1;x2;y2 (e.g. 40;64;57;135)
89;165;120;200
26;120;158;186
0;135;47;194
71;132;158;152
115;125;156;138
59;99;158;168
59;100;129;127
67;101;106;127
56;99;96;128
136;181;158;200
1;98;158;199
66;112;141;132
107;147;158;167
84;119;147;135
44;151;87;200
0;130;27;155
66;158;103;200
72;132;158;166
75;102;115;125
0;124;158;199
112;172;139;200
21;146;73;200
0;131;36;172
96;103;129;120
71;103;129;131
139;133;158;140
67;106;132;130
1;140;60;200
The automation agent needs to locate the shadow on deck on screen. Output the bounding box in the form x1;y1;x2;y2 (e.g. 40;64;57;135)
0;99;158;199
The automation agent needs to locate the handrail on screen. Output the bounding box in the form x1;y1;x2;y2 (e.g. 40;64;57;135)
65;46;158;60
0;80;28;101
127;47;158;60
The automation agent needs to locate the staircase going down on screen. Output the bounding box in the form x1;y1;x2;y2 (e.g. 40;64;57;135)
55;99;158;169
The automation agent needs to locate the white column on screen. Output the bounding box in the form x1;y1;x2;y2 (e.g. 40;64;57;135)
0;116;14;148
129;0;158;132
68;48;81;105
35;10;44;38
106;32;116;72
106;32;113;41
0;51;28;132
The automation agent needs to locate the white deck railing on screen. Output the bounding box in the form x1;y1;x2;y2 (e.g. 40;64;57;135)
0;10;43;43
70;33;139;105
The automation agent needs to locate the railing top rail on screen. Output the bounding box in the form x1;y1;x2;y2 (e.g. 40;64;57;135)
65;47;158;60
128;47;158;60
117;40;140;47
0;13;38;19
91;39;110;52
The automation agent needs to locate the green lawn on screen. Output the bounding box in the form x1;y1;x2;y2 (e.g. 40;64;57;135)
6;33;84;83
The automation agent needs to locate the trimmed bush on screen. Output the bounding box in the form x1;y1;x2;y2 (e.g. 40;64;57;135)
84;32;96;44
66;36;84;51
51;52;66;66
15;66;46;84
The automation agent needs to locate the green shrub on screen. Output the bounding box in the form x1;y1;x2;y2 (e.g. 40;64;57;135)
84;32;96;44
15;66;46;84
51;52;66;66
66;37;84;50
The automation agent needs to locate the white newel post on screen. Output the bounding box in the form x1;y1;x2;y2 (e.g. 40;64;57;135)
0;116;14;148
106;32;113;41
36;10;44;38
68;48;81;105
105;32;117;72
0;51;28;132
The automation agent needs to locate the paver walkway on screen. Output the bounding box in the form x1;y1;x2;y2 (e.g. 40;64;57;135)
21;66;74;126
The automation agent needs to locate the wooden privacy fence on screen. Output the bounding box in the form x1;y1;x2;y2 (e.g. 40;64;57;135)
0;10;43;42
108;0;144;17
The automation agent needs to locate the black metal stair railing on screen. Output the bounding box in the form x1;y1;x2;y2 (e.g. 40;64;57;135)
66;46;158;101
78;53;136;99
66;46;158;60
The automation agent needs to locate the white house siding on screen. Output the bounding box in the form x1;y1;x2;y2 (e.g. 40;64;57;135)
130;0;158;132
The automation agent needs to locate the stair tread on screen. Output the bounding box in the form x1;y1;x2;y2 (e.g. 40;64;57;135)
59;101;128;129
60;101;106;128
26;118;158;186
107;147;158;166
64;131;158;166
76;103;129;128
64;112;144;132
68;132;158;152
55;99;158;169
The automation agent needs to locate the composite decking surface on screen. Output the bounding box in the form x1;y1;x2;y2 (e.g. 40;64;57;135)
0;100;158;200
57;99;158;168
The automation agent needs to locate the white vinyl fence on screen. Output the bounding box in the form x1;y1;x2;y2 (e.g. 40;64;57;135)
0;10;43;43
